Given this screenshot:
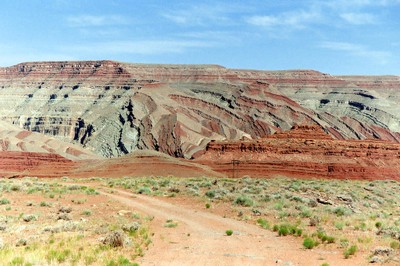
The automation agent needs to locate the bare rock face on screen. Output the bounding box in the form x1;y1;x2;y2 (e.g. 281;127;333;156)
0;151;74;178
0;61;399;159
196;125;400;180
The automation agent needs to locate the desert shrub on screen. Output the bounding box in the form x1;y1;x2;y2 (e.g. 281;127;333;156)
164;220;178;228
234;195;254;207
106;256;139;266
333;206;352;217
296;228;303;236
40;201;51;207
57;213;72;221
278;226;289;236
390;241;400;249
82;209;92;216
101;231;126;247
15;238;27;247
375;221;383;229
205;190;216;198
309;216;320;227
59;206;72;213
0;198;10;205
275;224;300;237
67;185;81;191
137;187;151;195
9;257;25;266
205;203;211;209
256;218;270;229
85;187;98;195
299;207;312;218
22;214;37;222
344;245;357;259
10;185;21;191
335;221;344;230
46;249;72;263
303;238;317;249
225;230;233;236
122;222;140;233
71;198;86;204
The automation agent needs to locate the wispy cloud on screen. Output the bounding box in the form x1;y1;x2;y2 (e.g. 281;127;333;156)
320;41;391;64
161;3;246;26
339;12;377;25
246;9;320;29
67;15;129;27
326;0;400;9
69;40;215;55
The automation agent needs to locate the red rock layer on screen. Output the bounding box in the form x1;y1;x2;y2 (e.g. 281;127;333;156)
0;151;74;177
0;61;399;159
196;125;400;180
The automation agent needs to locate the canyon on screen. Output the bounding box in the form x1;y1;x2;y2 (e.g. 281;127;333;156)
0;60;399;179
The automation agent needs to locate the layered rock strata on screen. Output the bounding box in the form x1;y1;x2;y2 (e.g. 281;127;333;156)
0;61;399;159
0;151;74;178
196;125;400;180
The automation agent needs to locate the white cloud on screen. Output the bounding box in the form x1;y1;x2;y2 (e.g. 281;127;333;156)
340;12;377;25
67;15;129;27
326;0;400;9
69;40;215;55
161;3;245;26
246;9;321;29
320;41;391;64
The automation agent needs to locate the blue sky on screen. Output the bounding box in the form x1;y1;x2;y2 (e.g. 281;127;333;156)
0;0;399;74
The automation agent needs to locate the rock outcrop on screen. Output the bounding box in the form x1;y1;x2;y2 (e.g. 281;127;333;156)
196;125;400;180
0;151;74;178
0;61;399;159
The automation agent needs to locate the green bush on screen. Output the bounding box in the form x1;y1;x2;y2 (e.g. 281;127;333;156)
390;241;400;249
234;195;254;207
137;187;151;195
333;206;351;217
344;245;357;259
256;218;270;229
275;224;300;237
303;237;317;249
0;198;10;205
225;230;233;236
375;221;383;229
278;226;289;236
205;190;215;198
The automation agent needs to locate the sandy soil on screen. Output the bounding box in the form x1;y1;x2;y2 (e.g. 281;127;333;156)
97;187;373;266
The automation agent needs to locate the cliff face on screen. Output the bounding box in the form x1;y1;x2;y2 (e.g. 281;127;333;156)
196;125;400;180
0;151;74;177
0;61;399;159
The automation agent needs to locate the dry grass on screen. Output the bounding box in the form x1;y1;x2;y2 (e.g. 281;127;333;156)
101;175;400;262
0;178;150;265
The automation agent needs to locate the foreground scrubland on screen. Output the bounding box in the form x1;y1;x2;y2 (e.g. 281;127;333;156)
0;176;399;265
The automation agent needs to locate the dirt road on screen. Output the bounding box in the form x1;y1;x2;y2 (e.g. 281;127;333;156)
98;187;369;266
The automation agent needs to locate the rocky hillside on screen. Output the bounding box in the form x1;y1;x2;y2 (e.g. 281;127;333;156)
0;61;399;159
196;125;400;180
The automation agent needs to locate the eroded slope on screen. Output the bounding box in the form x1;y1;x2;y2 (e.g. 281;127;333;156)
196;125;400;180
0;61;399;159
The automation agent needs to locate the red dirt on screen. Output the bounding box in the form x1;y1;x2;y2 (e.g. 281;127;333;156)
70;151;223;178
93;186;372;266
